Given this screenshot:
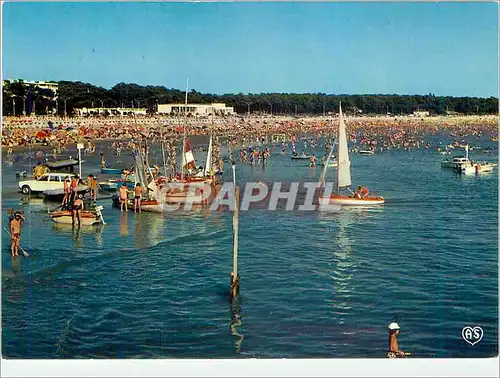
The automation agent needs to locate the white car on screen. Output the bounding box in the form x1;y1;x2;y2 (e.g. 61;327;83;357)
19;173;76;195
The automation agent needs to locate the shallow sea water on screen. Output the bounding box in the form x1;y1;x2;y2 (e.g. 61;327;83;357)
2;136;498;358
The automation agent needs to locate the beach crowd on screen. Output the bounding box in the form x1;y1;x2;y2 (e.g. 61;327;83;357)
2;114;498;154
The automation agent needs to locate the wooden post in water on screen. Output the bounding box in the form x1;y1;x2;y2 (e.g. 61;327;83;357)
230;164;240;299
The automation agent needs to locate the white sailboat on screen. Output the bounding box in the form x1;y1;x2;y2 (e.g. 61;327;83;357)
320;103;384;206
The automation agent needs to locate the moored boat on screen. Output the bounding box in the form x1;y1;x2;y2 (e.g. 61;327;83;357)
101;167;124;174
99;179;136;191
359;150;375;155
49;205;105;225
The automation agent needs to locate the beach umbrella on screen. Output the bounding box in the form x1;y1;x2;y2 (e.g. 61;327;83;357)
36;130;47;138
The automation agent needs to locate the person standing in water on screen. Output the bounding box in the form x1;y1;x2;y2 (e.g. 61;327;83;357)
72;197;83;226
387;323;409;358
9;211;25;257
62;176;71;208
134;183;143;213
119;184;130;211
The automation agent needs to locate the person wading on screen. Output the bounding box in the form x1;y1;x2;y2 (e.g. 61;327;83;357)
134;183;143;213
9;211;25;257
69;175;79;204
119;184;130;211
72;197;83;226
62;176;71;208
387;323;409;358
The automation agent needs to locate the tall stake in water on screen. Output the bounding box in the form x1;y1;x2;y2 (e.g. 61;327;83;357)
230;163;240;298
181;78;189;182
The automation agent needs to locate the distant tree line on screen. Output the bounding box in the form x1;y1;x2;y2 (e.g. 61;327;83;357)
2;80;499;116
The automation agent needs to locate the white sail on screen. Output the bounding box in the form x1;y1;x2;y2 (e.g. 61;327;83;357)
337;103;351;189
204;135;213;176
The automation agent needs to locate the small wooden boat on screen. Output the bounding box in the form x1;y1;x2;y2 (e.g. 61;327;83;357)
359;150;375;155
291;155;310;160
49;205;105;225
101;167;124;174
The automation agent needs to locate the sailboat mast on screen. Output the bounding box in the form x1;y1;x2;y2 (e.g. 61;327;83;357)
337;101;341;194
181;78;189;181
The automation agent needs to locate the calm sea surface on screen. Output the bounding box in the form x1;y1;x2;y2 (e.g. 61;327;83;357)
2;135;498;358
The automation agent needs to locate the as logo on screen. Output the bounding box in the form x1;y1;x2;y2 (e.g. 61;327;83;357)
462;326;483;345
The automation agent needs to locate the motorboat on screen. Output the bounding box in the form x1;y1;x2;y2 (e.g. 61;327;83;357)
454;161;497;174
441;145;471;168
441;156;469;168
359;150;375;155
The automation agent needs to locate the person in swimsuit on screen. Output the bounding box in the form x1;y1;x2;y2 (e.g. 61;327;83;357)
9;211;25;257
87;175;98;201
62;176;71;208
70;175;79;204
119;184;130;211
134;183;143;213
387;323;409;358
72;197;83;226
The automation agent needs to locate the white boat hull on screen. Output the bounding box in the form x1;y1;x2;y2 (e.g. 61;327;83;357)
165;193;204;204
325;195;385;206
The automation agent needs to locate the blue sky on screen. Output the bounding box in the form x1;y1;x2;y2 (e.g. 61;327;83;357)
2;2;498;96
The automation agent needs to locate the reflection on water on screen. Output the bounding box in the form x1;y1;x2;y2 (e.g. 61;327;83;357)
52;223;104;248
72;227;84;249
133;214;165;250
120;212;129;236
332;212;355;310
229;298;244;354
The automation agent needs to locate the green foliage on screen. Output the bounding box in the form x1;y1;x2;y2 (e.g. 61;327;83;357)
2;80;499;116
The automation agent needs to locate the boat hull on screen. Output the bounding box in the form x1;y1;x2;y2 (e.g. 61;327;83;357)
111;196;164;213
325;195;385;206
291;156;310;160
49;210;101;225
359;150;375;155
165;192;204;204
101;168;123;174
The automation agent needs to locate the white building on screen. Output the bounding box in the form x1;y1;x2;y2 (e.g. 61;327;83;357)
74;107;147;116
413;110;430;117
157;102;234;116
3;79;59;97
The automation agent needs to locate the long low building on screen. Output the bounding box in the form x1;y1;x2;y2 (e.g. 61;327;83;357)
74;107;147;116
157;102;234;116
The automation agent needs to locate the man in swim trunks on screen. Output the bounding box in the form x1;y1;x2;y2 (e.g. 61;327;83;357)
119;184;130;211
134;183;143;213
10;211;25;257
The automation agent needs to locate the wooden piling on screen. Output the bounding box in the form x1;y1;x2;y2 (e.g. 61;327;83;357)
230;185;240;299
